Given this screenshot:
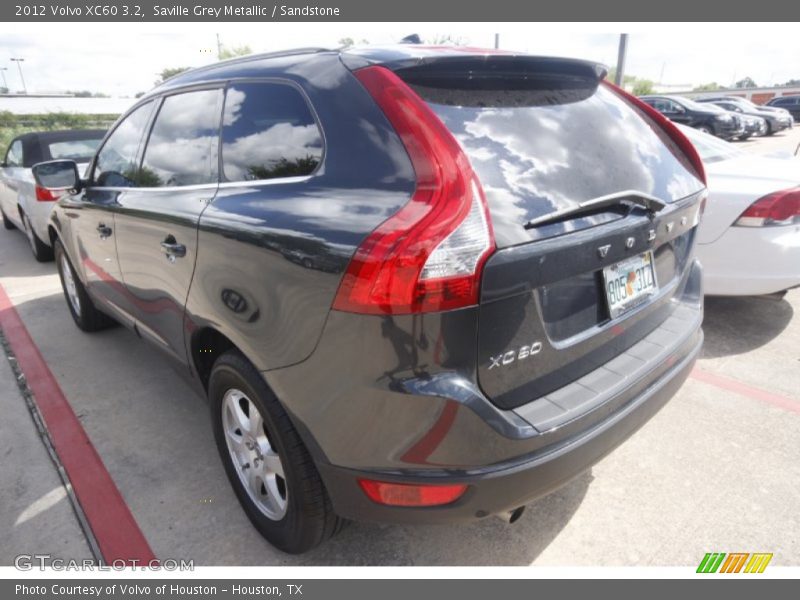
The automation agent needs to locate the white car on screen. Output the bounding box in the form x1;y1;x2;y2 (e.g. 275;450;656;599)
0;129;104;261
680;125;800;296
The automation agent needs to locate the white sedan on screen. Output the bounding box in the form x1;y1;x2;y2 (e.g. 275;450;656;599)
680;125;800;296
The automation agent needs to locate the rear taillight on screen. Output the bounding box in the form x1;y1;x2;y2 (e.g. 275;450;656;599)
734;188;800;227
35;185;60;202
601;81;707;186
358;479;468;507
332;66;495;315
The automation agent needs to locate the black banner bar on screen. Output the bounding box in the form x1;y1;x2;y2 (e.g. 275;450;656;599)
2;0;800;22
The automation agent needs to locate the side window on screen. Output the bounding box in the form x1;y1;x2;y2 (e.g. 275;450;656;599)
139;89;222;187
221;82;323;182
5;140;23;167
94;101;155;187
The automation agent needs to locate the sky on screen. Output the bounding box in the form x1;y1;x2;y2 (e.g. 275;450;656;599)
1;22;799;97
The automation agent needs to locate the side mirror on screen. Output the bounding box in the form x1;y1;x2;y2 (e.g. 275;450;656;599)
32;160;81;191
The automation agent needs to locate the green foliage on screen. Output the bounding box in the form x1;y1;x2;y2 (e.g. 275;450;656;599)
781;78;800;86
154;67;190;86
693;82;722;92
735;77;757;89
218;44;252;60
426;34;466;46
0;111;118;152
66;90;110;98
632;79;655;96
246;156;319;180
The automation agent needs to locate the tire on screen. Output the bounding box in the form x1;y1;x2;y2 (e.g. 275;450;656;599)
54;239;115;332
697;125;713;135
1;209;15;230
21;212;54;262
209;350;343;554
765;121;774;136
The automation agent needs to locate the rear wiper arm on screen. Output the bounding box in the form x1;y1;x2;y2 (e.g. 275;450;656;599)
523;190;667;230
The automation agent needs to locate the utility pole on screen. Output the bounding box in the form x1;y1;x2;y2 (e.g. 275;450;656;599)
10;58;26;94
0;68;8;92
614;34;628;87
494;33;499;49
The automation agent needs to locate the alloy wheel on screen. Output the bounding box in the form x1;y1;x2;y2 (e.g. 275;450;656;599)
221;388;288;520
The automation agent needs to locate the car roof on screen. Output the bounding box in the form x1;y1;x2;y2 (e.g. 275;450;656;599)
151;44;607;94
13;129;107;144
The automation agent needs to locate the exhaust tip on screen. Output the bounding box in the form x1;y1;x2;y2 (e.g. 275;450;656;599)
496;506;526;524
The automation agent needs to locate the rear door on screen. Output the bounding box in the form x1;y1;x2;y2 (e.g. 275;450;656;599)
394;60;705;410
112;87;223;363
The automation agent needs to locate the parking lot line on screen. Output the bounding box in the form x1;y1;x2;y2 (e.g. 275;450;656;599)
690;367;800;414
0;283;156;565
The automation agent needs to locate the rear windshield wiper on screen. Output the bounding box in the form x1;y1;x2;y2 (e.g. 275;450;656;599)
523;190;667;230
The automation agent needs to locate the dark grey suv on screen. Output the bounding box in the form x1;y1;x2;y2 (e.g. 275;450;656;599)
33;46;706;554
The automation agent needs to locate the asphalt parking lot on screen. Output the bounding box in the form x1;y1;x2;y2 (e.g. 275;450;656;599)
1;127;799;567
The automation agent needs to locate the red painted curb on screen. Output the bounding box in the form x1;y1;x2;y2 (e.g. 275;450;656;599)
690;367;800;415
0;283;156;565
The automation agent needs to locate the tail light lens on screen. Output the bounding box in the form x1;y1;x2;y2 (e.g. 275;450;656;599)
601;81;707;186
35;185;61;202
332;66;495;315
735;188;800;226
358;479;467;507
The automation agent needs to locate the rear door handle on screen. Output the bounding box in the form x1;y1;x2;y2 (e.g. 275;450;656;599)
96;223;112;238
160;236;186;260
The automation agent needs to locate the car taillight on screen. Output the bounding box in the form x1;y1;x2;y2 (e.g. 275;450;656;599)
357;479;468;507
734;188;800;226
332;66;495;315
601;81;707;186
35;185;60;202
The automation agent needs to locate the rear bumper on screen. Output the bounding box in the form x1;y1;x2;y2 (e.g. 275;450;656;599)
308;259;704;524
320;326;701;524
698;225;800;296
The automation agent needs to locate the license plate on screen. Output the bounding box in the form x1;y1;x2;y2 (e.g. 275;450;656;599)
602;251;658;319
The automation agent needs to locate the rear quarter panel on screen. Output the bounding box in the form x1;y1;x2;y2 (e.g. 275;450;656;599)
184;55;416;371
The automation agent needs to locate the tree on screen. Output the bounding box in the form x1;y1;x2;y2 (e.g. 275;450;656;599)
781;78;800;87
606;67;637;86
0;87;8;94
734;77;757;89
67;90;109;98
218;44;252;60
693;82;722;92
134;92;145;99
154;67;190;86
337;37;369;48
426;34;466;46
632;79;655;96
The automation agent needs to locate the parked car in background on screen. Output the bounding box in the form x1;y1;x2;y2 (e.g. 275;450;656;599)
697;96;793;135
639;95;743;140
766;95;800;121
680;124;800;296
740;113;768;138
35;46;706;553
0;129;105;260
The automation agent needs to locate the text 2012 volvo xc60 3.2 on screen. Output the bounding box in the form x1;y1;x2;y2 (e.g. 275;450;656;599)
34;45;706;553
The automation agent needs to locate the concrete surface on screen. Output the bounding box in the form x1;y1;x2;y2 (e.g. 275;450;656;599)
0;127;798;567
0;329;93;565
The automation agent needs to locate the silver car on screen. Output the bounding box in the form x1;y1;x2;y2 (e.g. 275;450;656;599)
1;129;104;260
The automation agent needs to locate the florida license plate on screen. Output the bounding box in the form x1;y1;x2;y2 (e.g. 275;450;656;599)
602;251;658;319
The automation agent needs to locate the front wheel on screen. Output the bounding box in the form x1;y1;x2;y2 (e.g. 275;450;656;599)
697;125;713;135
54;240;115;332
210;351;343;554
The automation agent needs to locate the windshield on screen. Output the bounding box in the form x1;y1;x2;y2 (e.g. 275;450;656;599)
677;124;746;164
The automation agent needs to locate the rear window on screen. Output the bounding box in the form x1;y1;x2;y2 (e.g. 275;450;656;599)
221;82;323;182
48;139;102;162
406;77;704;248
678;125;745;164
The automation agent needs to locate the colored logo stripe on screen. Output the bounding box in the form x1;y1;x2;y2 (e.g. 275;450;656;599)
697;552;773;573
